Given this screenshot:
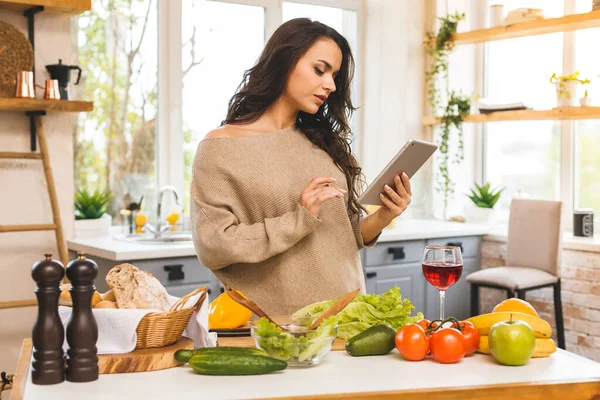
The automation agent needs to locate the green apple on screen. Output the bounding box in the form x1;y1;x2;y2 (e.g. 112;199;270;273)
489;319;535;366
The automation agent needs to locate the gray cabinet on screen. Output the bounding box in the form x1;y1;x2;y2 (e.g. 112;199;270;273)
365;262;426;317
362;235;482;322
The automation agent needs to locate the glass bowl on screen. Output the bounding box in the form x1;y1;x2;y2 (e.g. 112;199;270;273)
250;320;337;367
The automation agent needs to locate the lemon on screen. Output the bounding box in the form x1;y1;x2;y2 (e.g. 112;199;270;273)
135;211;147;227
165;211;180;226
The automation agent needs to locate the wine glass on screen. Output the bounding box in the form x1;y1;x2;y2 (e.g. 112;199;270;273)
422;246;463;321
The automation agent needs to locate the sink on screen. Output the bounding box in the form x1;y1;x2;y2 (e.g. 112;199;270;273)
115;232;193;244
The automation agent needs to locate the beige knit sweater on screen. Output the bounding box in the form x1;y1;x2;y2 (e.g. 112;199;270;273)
190;126;380;316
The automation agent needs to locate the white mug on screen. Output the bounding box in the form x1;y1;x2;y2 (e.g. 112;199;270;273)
490;4;505;26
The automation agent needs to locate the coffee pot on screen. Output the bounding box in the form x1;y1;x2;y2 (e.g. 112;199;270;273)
45;59;82;100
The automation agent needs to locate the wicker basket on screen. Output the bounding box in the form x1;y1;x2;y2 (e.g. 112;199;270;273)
135;286;208;348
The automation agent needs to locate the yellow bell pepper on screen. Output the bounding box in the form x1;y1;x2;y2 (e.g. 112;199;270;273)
208;290;252;329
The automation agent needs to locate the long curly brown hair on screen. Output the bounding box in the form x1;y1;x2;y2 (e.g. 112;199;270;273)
222;18;367;217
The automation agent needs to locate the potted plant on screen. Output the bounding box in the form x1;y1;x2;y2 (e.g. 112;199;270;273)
465;182;503;224
580;88;592;107
550;72;590;108
74;188;113;238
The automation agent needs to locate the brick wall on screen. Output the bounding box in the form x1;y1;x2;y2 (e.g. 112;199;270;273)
481;239;600;361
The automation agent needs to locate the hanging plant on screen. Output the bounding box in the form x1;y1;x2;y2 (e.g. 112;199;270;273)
425;12;470;220
438;92;471;217
424;12;466;115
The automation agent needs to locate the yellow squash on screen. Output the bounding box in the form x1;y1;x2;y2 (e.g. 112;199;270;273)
208;290;252;329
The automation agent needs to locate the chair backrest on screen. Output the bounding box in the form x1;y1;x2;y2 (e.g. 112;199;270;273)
506;198;563;277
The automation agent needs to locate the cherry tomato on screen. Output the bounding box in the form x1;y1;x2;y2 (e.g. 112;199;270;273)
449;321;480;355
416;319;440;333
395;324;429;361
460;323;480;355
430;328;466;364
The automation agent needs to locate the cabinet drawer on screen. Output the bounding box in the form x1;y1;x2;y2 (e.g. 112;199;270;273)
364;240;425;267
426;236;481;259
132;257;211;287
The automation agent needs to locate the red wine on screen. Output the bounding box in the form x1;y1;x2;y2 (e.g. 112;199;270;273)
422;261;463;291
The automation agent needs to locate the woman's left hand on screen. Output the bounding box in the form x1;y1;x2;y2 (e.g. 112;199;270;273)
375;172;412;223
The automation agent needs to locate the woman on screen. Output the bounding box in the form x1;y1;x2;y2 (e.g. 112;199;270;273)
191;18;412;316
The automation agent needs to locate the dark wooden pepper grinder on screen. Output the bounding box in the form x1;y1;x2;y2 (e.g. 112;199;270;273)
31;253;65;385
65;252;99;382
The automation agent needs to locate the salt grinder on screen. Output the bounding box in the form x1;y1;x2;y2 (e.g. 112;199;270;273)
65;252;99;382
31;253;65;385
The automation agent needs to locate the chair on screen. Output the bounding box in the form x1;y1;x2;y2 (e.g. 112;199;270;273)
466;199;565;350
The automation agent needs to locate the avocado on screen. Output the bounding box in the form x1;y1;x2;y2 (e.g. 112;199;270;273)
345;324;397;356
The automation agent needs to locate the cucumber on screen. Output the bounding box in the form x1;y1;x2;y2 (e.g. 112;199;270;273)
174;347;267;363
345;324;397;357
188;353;287;375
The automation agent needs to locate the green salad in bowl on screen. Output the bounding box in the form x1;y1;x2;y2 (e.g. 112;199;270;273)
250;317;338;367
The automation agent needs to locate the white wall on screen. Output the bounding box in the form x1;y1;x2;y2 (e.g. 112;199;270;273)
0;10;75;372
359;0;428;217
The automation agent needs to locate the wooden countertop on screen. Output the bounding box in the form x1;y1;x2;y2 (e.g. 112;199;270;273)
11;337;600;400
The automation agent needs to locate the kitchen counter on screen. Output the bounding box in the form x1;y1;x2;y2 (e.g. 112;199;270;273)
11;338;600;400
67;219;490;261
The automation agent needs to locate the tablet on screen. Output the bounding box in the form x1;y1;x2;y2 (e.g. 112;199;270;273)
358;139;438;206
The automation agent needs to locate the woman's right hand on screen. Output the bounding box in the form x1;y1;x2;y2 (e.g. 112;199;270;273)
299;177;346;218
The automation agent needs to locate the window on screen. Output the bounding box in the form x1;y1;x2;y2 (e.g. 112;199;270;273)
574;0;600;219
75;0;159;221
180;0;362;213
181;0;265;212
75;0;362;226
482;1;564;218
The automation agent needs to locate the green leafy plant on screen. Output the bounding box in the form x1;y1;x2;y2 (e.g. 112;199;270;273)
438;92;471;215
550;72;590;99
75;189;113;220
425;12;470;220
424;12;466;114
466;182;503;209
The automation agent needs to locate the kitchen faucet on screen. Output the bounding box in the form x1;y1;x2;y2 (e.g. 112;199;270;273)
145;186;180;238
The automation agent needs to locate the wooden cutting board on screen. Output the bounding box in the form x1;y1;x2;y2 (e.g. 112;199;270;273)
98;336;194;374
217;336;348;351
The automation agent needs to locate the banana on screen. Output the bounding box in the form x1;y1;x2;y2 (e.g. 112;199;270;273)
477;335;557;358
466;312;553;338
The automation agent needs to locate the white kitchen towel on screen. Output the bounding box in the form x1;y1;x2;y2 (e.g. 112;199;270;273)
58;291;217;354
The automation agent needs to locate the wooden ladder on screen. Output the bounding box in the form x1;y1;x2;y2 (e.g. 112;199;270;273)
0;115;68;310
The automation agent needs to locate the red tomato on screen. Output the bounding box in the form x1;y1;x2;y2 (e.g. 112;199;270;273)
449;321;480;355
461;323;480;355
430;328;466;364
395;324;429;361
416;319;440;333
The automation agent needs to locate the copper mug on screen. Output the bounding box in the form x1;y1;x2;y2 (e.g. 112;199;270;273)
15;71;35;98
43;79;60;100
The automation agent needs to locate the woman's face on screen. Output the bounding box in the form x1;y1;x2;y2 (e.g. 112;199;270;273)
284;38;343;114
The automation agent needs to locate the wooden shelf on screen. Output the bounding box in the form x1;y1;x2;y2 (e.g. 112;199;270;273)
0;0;90;15
428;10;600;46
422;107;600;125
0;98;93;112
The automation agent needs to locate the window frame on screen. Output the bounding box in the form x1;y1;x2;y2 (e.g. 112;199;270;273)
157;0;364;210
478;0;579;231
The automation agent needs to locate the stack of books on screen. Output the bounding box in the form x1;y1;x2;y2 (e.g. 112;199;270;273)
477;99;531;114
594;0;600;10
503;8;544;24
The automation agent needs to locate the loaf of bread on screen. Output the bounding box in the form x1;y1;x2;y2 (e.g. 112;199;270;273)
105;263;170;311
59;283;102;307
102;289;116;302
94;300;118;309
